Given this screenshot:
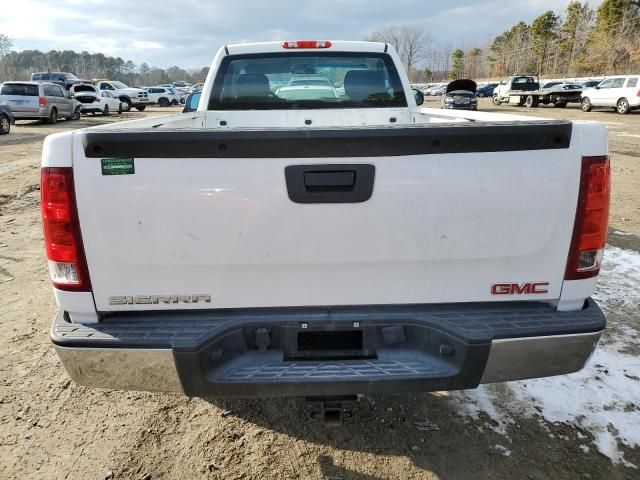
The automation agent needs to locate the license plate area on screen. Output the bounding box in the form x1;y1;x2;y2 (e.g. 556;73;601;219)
283;323;375;360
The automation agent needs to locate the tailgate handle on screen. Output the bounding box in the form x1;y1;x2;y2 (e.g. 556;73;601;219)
304;171;356;190
285;164;375;204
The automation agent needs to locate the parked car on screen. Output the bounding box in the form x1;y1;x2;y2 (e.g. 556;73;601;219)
441;79;478;110
70;84;123;115
276;85;339;101
581;80;602;89
0;103;14;134
543;82;582;92
44;41;608;410
144;87;177;107
431;85;446;96
475;83;498;97
172;81;192;88
31;72;90;90
424;85;443;96
287;76;333;87
0;81;78;123
581;75;640;114
174;87;192;104
95;80;149;111
541;81;563;90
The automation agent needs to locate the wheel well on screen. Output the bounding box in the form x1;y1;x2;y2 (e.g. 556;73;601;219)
119;96;131;103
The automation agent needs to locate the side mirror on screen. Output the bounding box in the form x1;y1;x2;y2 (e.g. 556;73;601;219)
182;92;201;113
413;88;424;106
594;85;600;90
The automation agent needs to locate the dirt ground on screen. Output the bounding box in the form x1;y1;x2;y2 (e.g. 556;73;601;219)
0;102;639;480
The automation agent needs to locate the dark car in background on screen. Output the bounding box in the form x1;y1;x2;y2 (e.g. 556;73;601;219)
476;82;498;97
441;79;478;110
0;103;14;134
30;72;90;90
581;80;602;89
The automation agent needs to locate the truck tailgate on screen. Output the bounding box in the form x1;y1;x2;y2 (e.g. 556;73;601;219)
72;122;581;312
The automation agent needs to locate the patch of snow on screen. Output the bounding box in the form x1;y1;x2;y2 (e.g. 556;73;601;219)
580;445;590;454
493;444;512;457
452;246;640;468
593;245;640;309
612;230;633;236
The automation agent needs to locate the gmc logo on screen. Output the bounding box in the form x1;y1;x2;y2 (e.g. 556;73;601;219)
491;282;549;295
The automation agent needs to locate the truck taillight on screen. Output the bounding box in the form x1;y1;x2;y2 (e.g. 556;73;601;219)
41;167;91;291
39;96;46;107
565;156;610;280
282;40;332;49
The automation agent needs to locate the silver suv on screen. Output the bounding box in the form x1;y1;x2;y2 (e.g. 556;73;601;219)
0;81;80;124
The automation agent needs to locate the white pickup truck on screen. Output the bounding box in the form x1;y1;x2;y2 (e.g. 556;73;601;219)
94;80;149;112
43;41;609;403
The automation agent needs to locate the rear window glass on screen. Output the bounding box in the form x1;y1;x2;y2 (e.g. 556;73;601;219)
611;78;625;88
73;85;96;93
209;52;406;110
1;84;39;96
627;77;638;88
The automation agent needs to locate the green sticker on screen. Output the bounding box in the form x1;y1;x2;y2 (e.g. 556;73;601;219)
101;157;135;175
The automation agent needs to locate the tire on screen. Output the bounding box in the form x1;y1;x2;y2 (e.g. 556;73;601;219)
554;102;567;108
0;114;10;135
617;98;630;114
478;92;485;98
158;97;170;107
518;98;526;106
102;105;110;116
581;97;592;112
134;105;146;111
118;103;122;114
46;108;58;124
524;95;536;108
120;98;132;112
492;95;501;105
171;99;179;105
72;107;81;120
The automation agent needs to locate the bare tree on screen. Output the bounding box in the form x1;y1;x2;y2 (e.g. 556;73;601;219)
400;26;430;80
368;26;430;81
0;34;13;60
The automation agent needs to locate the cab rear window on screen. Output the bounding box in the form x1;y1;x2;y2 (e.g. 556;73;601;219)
208;52;406;110
1;84;39;96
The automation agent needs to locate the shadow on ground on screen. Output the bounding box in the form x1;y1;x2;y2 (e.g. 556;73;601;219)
204;391;629;480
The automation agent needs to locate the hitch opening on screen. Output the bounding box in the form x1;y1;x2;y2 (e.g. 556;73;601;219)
308;396;356;427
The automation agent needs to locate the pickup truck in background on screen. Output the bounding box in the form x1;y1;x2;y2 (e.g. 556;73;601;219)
42;41;609;409
493;74;583;108
94;80;149;112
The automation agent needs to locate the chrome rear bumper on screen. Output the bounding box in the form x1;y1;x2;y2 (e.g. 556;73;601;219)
51;299;605;397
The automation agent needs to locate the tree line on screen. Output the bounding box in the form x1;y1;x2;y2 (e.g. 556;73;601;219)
0;35;208;86
369;0;640;81
2;0;639;87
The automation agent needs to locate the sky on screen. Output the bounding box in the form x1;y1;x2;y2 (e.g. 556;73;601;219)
0;0;603;69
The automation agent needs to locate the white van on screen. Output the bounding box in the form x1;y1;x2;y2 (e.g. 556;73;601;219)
581;75;640;114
